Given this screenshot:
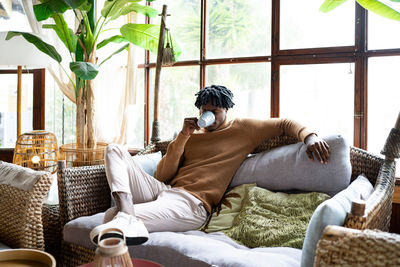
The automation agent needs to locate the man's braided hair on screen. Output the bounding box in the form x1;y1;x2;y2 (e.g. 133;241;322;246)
194;85;235;109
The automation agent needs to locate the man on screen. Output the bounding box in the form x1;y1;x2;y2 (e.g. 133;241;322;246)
90;85;330;245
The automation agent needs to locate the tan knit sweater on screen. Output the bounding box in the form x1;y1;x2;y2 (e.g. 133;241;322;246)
156;118;313;213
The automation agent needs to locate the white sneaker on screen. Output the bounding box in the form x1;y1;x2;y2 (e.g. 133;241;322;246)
90;212;149;246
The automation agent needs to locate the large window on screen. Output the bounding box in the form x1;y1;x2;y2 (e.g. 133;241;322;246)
137;0;399;176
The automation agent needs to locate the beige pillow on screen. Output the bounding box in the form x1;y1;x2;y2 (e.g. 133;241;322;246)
0;162;52;249
201;183;256;233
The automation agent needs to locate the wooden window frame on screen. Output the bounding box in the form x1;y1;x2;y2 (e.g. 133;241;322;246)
0;68;45;162
139;0;400;150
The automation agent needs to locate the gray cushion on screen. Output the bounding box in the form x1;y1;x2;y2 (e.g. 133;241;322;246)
132;151;162;176
64;213;302;267
300;174;374;267
230;135;351;196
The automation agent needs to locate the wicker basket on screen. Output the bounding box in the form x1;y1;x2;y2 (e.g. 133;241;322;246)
60;142;108;167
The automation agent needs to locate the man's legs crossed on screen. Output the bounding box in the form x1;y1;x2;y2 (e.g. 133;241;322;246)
91;144;170;245
134;188;208;233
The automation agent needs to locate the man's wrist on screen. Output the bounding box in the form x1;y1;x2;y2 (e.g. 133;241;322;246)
304;133;317;144
180;130;190;136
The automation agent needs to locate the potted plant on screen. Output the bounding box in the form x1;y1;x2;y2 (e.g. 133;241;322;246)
6;0;180;151
320;0;400;20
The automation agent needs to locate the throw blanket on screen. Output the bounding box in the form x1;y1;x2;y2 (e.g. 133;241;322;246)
224;186;330;248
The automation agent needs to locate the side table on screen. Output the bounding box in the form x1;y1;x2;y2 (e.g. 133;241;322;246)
79;258;164;267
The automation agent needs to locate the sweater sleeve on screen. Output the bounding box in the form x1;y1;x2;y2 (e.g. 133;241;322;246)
155;132;190;183
244;118;315;145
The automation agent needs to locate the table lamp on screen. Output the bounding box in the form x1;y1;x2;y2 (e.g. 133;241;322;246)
13;130;58;173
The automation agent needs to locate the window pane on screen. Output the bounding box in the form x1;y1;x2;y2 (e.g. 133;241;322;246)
280;63;354;143
45;71;76;146
151;0;200;62
368;57;400;177
206;63;271;119
280;1;355;50
207;0;271;58
149;66;200;140
126;68;145;148
0;73;33;148
368;12;400;50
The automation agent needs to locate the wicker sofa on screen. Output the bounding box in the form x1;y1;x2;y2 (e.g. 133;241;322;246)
56;119;400;266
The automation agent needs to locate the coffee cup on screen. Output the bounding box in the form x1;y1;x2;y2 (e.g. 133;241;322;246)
197;111;215;128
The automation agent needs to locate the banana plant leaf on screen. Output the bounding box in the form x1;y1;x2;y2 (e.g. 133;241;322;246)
97;35;128;49
108;3;158;21
81;12;95;55
43;24;77;54
319;0;348;12
6;31;62;63
101;0;142;19
120;23;160;56
34;0;91;21
48;14;76;53
121;23;182;61
357;0;400;20
70;62;99;80
320;0;400;21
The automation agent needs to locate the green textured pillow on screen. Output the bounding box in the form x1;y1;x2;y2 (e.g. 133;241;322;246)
224;187;330;248
201;183;256;233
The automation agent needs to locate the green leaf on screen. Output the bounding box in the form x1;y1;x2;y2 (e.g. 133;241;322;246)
99;43;129;66
97;35;128;49
77;1;92;12
6;31;62;63
101;0;142;19
50;14;75;53
33;1;70;21
63;0;89;9
69;28;78;52
75;33;85;62
81;12;95;56
108;3;158;21
70;62;99;80
122;3;158;18
356;0;400;20
319;0;348;12
120;23;160;55
390;0;400;2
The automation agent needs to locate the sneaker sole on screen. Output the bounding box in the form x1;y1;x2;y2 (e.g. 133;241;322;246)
92;233;148;246
126;236;149;246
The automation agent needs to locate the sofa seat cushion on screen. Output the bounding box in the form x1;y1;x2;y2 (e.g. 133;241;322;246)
64;212;302;267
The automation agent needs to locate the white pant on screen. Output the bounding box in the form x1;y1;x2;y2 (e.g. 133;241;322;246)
104;144;208;232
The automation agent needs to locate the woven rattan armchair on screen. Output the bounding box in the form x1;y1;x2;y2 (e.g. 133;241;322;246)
56;115;400;267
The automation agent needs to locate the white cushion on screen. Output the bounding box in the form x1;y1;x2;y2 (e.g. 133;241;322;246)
230;135;351;196
64;213;302;267
300;174;374;267
132;151;162;176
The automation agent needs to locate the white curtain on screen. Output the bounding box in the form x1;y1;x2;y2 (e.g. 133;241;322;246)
94;12;140;145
